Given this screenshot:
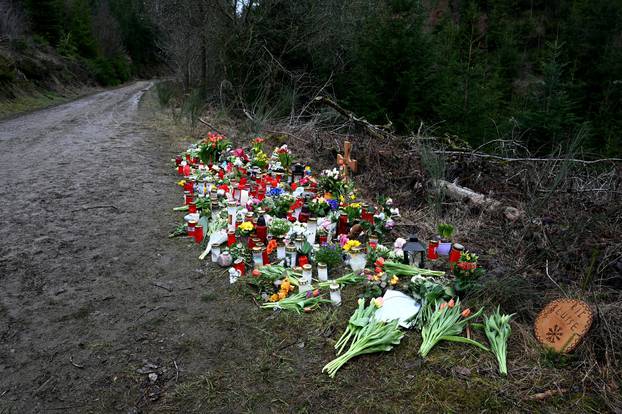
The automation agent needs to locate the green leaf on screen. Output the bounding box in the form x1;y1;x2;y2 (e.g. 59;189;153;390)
439;335;490;352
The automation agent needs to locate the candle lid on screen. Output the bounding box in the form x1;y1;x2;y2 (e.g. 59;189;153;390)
302;264;312;270
317;262;327;268
351;246;362;253
286;244;297;252
212;242;221;247
252;246;262;252
308;217;317;223
452;243;464;250
329;283;339;290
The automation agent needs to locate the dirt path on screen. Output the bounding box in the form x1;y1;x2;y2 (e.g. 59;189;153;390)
0;82;252;413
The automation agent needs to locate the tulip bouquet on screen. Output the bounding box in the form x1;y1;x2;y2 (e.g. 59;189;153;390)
317;272;364;289
484;307;513;375
334;298;383;354
382;261;445;278
261;290;331;313
419;298;488;357
323;316;404;378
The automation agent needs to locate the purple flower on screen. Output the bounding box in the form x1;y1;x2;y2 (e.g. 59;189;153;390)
327;199;339;210
305;290;313;298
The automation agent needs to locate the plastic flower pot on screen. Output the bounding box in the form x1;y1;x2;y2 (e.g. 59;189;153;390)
437;242;452;256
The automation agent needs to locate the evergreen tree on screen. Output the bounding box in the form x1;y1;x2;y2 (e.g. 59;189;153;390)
23;0;63;44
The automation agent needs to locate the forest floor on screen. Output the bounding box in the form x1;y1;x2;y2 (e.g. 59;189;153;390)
0;83;619;413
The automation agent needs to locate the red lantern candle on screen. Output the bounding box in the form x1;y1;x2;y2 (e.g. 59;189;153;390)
449;243;464;264
218;170;224;179
262;246;269;265
319;234;328;245
257;188;266;201
298;211;309;223
175;155;182;166
233;259;246;275
185;153;191;162
184;180;194;193
183;164;191;176
298;255;309;267
187;220;197;236
184;191;193;205
194;225;204;244
188;202;197;214
427;240;439;260
227;230;236;247
337;213;349;236
192;156;200;165
177;165;184;175
256;224;267;243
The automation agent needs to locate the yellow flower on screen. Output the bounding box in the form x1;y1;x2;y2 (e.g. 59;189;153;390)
350;194;356;200
350;202;361;208
239;221;254;231
339;195;345;203
390;275;399;286
177;180;186;187
269;294;279;302
343;240;361;252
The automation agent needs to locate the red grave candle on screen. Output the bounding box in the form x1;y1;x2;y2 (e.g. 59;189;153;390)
184;191;193;205
187;220;196;236
233;259;246;275
427;240;439;260
227;230;236;247
194;225;204;244
177;165;184;175
449;243;464;264
175;155;182;166
337;213;349;236
319;235;328;245
188;202;197;214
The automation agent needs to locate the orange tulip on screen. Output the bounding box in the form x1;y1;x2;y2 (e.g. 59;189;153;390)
448;298;455;308
461;308;471;318
439;303;447;310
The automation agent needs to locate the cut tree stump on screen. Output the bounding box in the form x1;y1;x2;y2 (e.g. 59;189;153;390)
433;179;523;221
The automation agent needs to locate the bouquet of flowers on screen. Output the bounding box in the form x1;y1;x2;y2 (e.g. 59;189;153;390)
419;298;488;357
308;197;331;217
268;218;291;238
484;307;513;375
323;298;404;377
198;132;230;164
453;251;485;293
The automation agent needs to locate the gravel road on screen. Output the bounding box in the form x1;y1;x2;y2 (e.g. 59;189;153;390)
0;82;244;412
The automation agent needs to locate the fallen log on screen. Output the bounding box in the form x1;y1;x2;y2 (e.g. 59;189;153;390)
433;179;523;221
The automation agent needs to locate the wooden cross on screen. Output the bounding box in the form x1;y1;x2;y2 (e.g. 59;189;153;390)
337;141;357;181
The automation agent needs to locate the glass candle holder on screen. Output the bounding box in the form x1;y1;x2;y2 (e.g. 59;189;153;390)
227;200;238;229
306;218;317;244
427;240;439;260
337;213;348;235
300;264;313;292
330;283;341;306
232;258;245;276
285;244;297;268
184;191;193;205
252;247;263;268
194;225;204;244
449;243;464;264
211;243;221;263
349;246;367;272
227;230;236;247
317;262;328;281
188;202;197;214
277;240;286;260
187;220;197;237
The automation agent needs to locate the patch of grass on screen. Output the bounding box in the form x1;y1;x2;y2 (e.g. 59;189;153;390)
0;91;67;118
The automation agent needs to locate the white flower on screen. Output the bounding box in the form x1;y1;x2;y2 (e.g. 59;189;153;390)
390;207;400;217
386;198;393;206
394;237;406;249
